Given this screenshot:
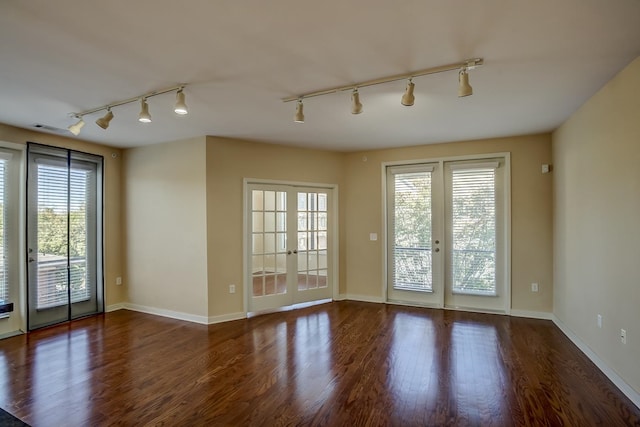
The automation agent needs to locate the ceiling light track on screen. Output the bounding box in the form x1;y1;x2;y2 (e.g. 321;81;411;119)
283;58;482;122
281;58;482;103
68;84;188;135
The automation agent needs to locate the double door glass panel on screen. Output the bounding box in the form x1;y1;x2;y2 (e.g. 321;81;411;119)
387;159;507;312
249;184;332;312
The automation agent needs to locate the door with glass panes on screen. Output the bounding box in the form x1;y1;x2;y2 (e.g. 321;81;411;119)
387;158;508;312
247;183;333;312
27;143;104;330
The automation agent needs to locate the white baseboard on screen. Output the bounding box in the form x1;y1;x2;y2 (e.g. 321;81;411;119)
124;303;210;325
340;294;385;304
105;303;125;312
0;330;24;340
552;315;640;409
510;309;553;320
208;312;246;324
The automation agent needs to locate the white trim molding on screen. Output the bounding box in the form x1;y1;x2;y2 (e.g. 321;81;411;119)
208;312;246;324
340;294;385;304
553;315;640;409
510;310;553;320
105;303;125;312
124;303;210;325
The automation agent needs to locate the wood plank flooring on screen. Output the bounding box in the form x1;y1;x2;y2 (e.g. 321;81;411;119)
0;301;639;426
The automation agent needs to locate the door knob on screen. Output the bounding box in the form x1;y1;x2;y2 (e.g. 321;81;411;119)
293;249;298;254
434;240;440;244
28;257;35;263
287;250;292;255
434;248;440;253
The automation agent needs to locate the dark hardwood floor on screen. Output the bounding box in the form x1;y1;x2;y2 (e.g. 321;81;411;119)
0;301;638;426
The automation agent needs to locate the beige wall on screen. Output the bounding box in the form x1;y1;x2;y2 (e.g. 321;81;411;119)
123;137;209;318
205;137;345;317
344;134;554;313
553;57;640;394
0;123;124;336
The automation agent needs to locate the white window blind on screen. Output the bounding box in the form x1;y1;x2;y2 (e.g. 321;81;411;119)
34;160;94;308
451;166;497;295
392;170;433;291
0;157;7;302
0;148;19;308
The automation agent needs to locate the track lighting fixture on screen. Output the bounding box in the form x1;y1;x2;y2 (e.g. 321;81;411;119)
294;99;305;123
458;68;473;97
95;109;114;130
174;89;188;115
281;58;483;119
66;84;188;135
68;117;85;136
401;79;415;106
351;89;363;114
138;99;152;123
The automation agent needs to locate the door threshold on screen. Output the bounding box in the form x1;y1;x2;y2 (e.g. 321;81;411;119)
247;298;333;318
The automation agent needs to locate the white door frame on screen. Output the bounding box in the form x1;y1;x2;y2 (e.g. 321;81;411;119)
381;152;511;314
243;178;339;315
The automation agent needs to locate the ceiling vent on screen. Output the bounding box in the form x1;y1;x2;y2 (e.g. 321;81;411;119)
32;123;68;134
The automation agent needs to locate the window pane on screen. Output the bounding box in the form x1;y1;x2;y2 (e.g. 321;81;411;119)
297;192;306;210
393;172;432;291
276;191;286;211
264;233;275;254
451;168;496;294
318;193;327;211
252;190;263;211
264;191;275;211
36;164;69;308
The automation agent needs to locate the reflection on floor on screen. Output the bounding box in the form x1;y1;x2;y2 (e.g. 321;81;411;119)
0;301;638;426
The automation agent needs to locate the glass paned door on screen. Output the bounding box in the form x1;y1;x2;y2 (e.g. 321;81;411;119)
248;183;333;312
444;161;506;312
251;188;289;307
386;164;442;306
295;190;331;302
27;144;103;330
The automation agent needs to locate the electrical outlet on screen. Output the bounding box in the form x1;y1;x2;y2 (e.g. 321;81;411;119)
531;282;539;292
229;284;236;294
621;329;627;344
597;314;602;329
116;276;122;286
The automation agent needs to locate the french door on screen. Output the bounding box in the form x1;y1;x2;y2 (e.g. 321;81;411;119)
386;157;509;313
27;143;103;330
247;183;333;312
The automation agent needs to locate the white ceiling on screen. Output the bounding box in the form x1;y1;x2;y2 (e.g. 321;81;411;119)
1;0;639;151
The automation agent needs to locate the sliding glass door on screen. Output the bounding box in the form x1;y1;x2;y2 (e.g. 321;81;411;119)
27;143;103;330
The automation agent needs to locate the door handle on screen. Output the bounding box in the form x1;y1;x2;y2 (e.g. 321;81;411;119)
293;249;298;254
28;257;35;263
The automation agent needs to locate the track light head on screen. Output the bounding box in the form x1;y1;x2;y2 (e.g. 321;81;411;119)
401;79;415;106
96;109;114;130
138;99;152;123
294;99;305;123
174;89;188;115
68;117;85;136
458;68;473;97
351;89;363;115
